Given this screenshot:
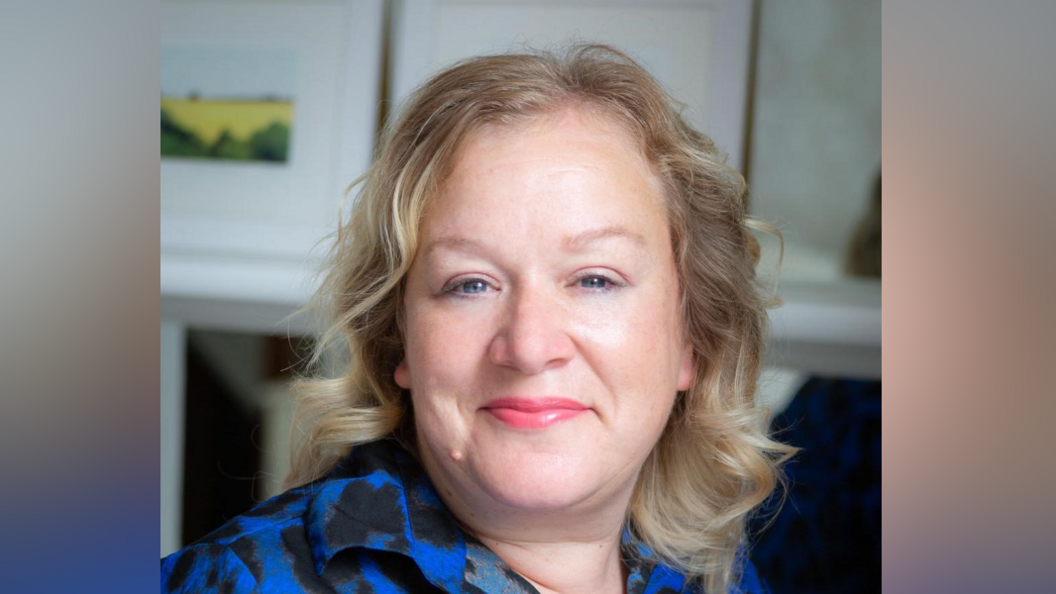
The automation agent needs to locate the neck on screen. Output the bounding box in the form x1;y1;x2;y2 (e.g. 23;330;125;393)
472;523;628;594
414;436;642;593
423;457;635;594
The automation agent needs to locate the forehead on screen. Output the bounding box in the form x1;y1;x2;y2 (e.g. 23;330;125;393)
451;106;650;178
424;107;668;242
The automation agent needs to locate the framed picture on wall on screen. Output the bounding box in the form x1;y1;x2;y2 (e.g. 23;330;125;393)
160;0;383;327
161;46;297;165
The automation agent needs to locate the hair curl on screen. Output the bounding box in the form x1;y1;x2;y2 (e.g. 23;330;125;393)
286;44;793;593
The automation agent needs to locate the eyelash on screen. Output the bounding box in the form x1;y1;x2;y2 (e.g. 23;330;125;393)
443;278;494;296
441;272;625;298
572;272;624;292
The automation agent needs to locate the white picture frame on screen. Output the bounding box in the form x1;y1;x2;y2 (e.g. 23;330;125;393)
160;0;384;331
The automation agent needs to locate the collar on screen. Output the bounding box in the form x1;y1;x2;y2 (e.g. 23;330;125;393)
305;439;679;594
305;439;467;591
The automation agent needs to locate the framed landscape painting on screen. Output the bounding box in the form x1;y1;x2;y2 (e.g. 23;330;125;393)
161;47;296;164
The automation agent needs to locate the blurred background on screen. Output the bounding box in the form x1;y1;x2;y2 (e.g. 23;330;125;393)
160;0;880;591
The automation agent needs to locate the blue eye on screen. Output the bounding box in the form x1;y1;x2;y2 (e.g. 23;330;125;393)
459;280;489;294
579;276;611;290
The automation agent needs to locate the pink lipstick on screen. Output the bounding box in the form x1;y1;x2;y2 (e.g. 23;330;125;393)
482;397;588;429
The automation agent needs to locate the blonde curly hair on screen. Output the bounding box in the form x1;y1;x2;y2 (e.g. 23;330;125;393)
286;44;793;593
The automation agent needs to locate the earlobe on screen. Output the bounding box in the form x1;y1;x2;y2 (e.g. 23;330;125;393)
677;346;695;391
394;359;411;389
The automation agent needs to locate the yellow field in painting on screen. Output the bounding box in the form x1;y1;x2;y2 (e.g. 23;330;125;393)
161;97;293;144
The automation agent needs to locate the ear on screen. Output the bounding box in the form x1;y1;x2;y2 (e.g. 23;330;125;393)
676;344;695;392
394;358;412;389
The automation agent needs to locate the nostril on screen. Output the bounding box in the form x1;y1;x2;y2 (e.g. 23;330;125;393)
486;333;512;368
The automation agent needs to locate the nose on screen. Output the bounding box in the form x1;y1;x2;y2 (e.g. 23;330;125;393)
488;285;575;375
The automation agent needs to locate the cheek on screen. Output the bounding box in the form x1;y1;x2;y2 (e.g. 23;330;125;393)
579;287;682;363
571;288;685;418
402;306;493;406
404;325;474;445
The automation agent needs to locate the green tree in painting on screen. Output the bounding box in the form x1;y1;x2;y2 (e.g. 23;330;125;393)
210;130;252;160
161;109;208;157
249;122;290;162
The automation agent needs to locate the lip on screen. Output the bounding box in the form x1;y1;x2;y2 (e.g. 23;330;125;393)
481;397;589;429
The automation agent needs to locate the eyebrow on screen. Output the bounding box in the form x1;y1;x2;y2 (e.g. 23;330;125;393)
564;225;648;251
423;236;487;258
423;226;648;258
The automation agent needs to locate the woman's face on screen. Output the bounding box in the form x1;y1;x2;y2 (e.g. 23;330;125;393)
396;108;694;516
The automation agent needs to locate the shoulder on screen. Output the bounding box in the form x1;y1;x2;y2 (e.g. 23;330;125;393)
159;484;318;593
160;441;413;593
161;542;257;593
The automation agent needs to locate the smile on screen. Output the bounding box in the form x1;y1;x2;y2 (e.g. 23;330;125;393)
481;397;589;429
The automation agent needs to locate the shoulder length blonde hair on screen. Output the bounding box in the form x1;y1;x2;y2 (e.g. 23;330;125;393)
287;44;793;593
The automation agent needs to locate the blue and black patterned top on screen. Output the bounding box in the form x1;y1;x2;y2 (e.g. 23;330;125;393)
161;439;768;593
750;377;881;594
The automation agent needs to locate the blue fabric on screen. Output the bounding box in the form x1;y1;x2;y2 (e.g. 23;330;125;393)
162;439;768;593
750;377;881;594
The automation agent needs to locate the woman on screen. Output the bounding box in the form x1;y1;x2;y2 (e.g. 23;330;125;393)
161;45;792;594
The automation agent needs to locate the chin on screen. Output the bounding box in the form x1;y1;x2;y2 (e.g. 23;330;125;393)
471;448;607;511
